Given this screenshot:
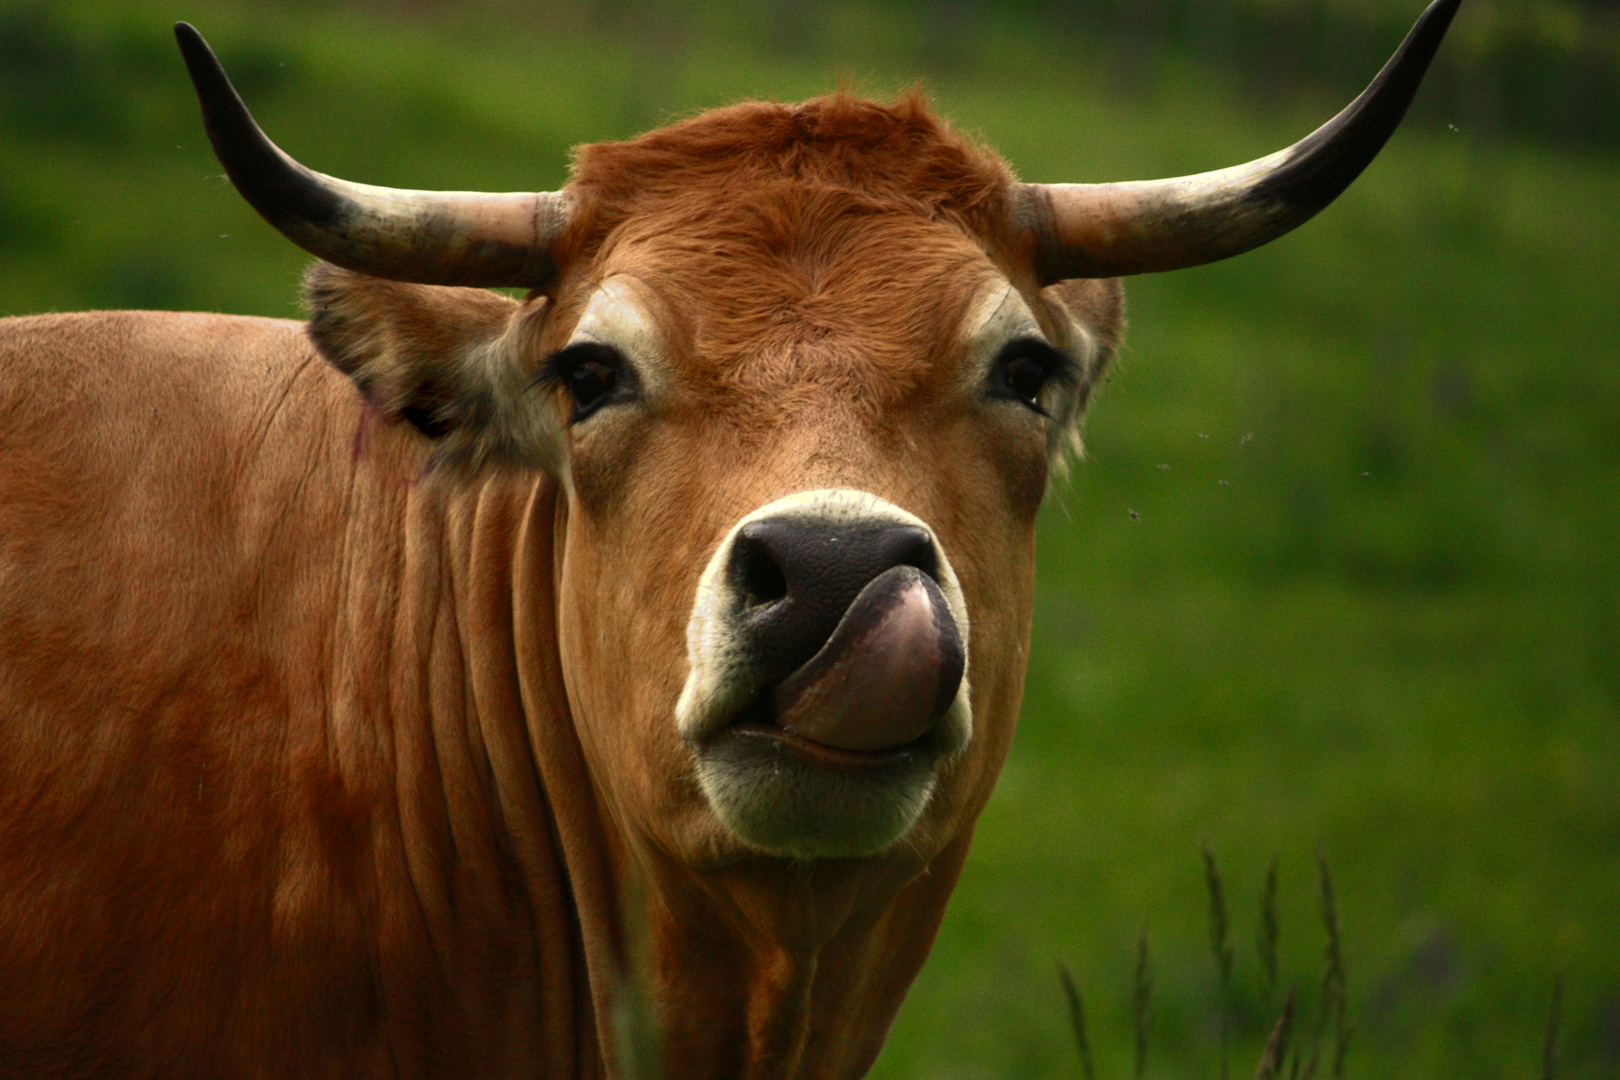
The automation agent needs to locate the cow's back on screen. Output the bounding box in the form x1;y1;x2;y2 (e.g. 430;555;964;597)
0;312;397;1077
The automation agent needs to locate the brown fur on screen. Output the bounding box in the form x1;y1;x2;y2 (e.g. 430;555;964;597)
562;92;1017;269
0;93;1124;1078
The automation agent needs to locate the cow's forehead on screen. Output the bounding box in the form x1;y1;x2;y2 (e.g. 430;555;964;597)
559;259;1036;397
568;211;1023;371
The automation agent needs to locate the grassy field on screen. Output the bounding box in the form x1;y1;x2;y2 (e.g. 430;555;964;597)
2;1;1616;1076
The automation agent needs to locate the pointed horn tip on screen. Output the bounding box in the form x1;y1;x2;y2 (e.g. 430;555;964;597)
173;21;204;54
1027;0;1464;281
173;22;224;86
1415;0;1464;46
1395;0;1463;68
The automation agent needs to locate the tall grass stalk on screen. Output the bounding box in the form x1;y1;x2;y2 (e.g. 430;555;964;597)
1133;929;1152;1080
1318;856;1349;1080
1296;856;1348;1080
1059;962;1095;1080
1255;987;1297;1080
1203;844;1234;1080
1541;974;1563;1080
1257;855;1280;1007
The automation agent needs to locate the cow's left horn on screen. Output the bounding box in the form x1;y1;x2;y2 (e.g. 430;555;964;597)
1018;0;1461;282
175;23;572;288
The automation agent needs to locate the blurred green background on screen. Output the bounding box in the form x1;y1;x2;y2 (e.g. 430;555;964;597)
2;0;1615;1076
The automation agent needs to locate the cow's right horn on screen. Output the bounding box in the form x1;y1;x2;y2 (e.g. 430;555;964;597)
175;23;572;288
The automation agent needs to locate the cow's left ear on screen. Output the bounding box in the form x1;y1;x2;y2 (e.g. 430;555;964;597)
1040;276;1126;391
304;262;562;473
1034;276;1126;467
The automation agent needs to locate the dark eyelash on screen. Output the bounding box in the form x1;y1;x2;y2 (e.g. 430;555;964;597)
532;341;636;424
531;342;598;393
995;338;1081;420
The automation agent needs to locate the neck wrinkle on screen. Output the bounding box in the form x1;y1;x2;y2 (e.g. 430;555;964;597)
509;475;629;1077
330;437;599;1078
449;471;601;1076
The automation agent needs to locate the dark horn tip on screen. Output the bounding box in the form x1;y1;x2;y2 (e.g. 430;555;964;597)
173;21;234;105
172;21;255;164
173;22;213;76
1027;0;1464;282
1405;0;1465;67
1249;0;1464;215
171;20;346;236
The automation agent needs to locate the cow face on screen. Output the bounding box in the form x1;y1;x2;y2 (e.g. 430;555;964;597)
308;98;1124;869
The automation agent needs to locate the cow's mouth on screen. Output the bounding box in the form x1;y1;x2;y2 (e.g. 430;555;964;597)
718;565;965;767
723;719;928;770
676;489;974;858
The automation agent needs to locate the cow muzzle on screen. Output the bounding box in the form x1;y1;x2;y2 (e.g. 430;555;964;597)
677;490;972;859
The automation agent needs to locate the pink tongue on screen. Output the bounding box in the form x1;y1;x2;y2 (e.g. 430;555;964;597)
770;566;964;753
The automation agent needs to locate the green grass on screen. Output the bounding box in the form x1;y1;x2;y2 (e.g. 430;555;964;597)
3;1;1616;1076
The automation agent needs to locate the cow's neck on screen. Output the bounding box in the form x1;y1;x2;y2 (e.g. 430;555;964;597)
628;838;974;1080
327;460;574;1074
364;457;968;1079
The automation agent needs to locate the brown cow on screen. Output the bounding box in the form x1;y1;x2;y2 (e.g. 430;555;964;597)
0;3;1459;1077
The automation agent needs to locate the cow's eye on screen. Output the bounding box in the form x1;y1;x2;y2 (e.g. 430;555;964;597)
540;343;635;423
990;338;1071;412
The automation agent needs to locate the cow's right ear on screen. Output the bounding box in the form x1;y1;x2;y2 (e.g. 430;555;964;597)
304;262;563;473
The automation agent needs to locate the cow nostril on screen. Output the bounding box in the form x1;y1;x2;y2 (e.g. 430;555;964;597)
731;517;944;681
738;537;789;609
897;538;937;583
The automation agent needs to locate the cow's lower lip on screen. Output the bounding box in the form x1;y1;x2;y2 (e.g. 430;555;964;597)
725;718;928;770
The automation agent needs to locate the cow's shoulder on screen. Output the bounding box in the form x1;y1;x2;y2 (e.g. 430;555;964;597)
0;309;329;434
0;308;378;507
0;310;379;711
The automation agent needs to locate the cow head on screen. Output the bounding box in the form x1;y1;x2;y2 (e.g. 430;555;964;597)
290;97;1127;864
175;0;1457;923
